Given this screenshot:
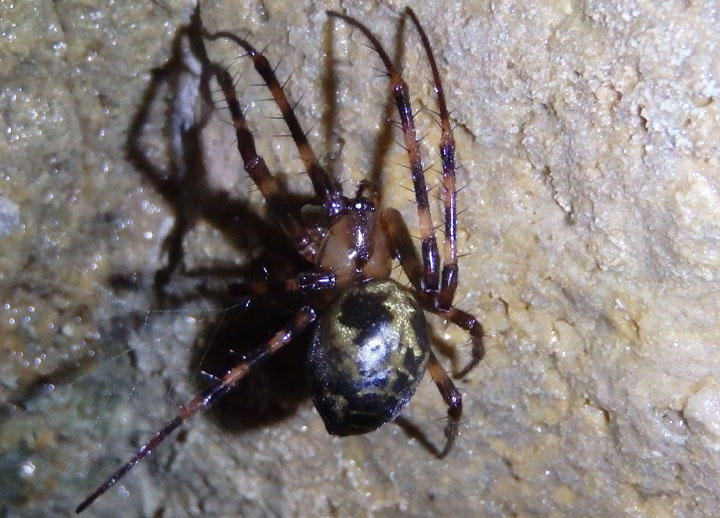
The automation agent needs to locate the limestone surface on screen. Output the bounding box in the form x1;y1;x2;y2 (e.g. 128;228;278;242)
2;1;719;517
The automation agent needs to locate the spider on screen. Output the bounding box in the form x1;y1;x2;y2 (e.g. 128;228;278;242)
77;6;484;513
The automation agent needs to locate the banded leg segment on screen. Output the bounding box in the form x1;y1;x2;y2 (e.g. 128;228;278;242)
405;8;458;310
438;306;484;379
328;11;441;295
212;65;320;262
382;208;484;379
205;30;345;219
228;271;336;298
380;208;423;287
427;351;462;458
75;306;318;514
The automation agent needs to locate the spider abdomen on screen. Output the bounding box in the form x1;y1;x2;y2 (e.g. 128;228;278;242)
307;279;430;436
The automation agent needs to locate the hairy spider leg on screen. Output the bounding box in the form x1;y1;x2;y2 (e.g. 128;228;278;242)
381;208;484;378
75;306;318;514
377;208;460;455
442;306;485;378
327;10;441;297
212;64;321;262
345;179;382;269
228;271;336;298
380;208;423;286
205;30;346;220
427;351;462;458
405;8;459;311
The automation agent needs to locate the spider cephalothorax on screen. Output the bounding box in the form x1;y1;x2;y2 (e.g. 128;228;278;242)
77;7;484;513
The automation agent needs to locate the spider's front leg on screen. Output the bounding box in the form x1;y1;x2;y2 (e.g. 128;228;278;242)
329;9;465;311
328;11;442;297
405;8;459;311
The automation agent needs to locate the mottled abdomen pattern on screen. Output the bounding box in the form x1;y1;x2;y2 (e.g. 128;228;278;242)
308;279;430;435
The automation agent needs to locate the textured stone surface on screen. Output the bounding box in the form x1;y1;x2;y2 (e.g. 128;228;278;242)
2;0;720;517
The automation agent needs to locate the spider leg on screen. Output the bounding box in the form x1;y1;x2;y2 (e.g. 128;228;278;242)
328;11;441;296
205;30;345;219
75;306;318;514
381;208;484;378
211;64;321;262
433;306;484;379
228;271;336;297
380;208;423;286
405;8;458;311
427;350;462;458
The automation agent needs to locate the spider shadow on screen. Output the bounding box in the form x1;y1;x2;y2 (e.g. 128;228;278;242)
394;416;445;458
123;8;297;303
188;282;313;432
121;8;314;433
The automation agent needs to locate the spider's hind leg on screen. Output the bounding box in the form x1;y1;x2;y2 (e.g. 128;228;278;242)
381;208;484;379
427;351;462;458
75;306;318;514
